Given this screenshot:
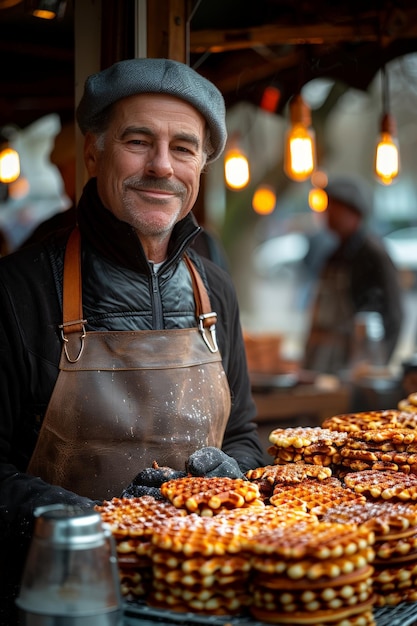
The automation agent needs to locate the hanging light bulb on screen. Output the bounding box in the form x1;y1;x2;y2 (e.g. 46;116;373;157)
308;187;328;213
375;66;399;185
284;93;317;182
224;135;250;190
308;170;328;212
375;113;399;185
252;184;276;215
0;146;20;184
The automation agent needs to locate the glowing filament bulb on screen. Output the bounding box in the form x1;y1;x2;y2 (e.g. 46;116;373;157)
0;147;20;183
224;148;250;190
284;94;316;182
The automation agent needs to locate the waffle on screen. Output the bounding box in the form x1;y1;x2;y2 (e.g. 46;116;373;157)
348;428;417;445
269;477;366;514
343;469;417;501
250;602;376;625
149;512;261;615
269;427;347;449
246;519;375;626
246;462;332;483
95;495;187;599
251;548;375;579
245;463;332;501
242;518;374;560
373;561;417;606
267;427;347;468
322;410;406;433
339;428;417;475
150;583;252;615
96;495;184;535
397;393;417;417
315;499;417;535
160;475;263;515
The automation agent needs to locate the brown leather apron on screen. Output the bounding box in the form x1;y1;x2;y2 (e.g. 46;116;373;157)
27;228;231;500
304;263;354;375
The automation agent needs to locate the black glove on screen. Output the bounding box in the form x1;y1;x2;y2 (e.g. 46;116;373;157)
121;462;187;499
120;484;165;500
186;447;245;479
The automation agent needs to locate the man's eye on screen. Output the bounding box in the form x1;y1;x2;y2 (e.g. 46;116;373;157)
175;146;192;154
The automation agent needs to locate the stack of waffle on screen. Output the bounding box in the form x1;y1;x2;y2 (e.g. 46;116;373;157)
339;428;417;475
95;495;186;600
148;505;309;616
317;497;417;606
242;517;376;625
267;426;348;468
322;409;412;433
246;462;332;502
398;393;417;422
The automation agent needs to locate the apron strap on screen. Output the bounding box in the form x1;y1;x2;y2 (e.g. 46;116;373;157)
60;227;219;358
183;254;219;353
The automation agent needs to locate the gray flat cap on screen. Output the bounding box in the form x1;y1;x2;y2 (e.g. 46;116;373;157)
76;57;227;162
326;174;372;216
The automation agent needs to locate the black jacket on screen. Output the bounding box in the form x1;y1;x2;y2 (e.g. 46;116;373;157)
0;178;263;623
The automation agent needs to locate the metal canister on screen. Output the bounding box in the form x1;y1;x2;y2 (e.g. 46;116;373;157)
16;504;122;625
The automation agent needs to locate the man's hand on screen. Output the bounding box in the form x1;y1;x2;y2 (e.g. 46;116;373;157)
186;447;245;479
120;461;187;499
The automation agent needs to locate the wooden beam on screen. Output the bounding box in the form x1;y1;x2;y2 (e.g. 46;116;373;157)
190;11;417;54
146;0;187;62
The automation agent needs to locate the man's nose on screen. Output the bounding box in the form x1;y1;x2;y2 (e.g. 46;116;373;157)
145;145;174;177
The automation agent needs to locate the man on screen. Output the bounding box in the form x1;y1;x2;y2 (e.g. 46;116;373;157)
303;174;403;376
0;58;264;623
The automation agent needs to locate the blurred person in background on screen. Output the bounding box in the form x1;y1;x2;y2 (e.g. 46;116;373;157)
303;174;404;377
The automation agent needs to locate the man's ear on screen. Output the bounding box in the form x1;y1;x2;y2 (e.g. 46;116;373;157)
83;133;98;177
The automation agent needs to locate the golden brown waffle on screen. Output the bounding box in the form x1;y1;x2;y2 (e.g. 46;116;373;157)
95;495;186;599
151;511;251;556
149;512;264;616
151;505;314;557
160;475;263;515
267;427;347;468
242;518;374;560
348;428;417;444
269;426;347;449
251;548;375;579
407;392;417;407
315;499;417;535
339;427;417;473
373;561;417;606
245;463;333;501
269;477;366;514
250;602;376;625
322;410;406;432
96;495;184;537
246;462;332;483
149;583;251;615
247;518;375;626
343;469;417;501
216;503;315;528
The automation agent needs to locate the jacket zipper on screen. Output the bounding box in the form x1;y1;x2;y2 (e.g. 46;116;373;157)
149;270;164;329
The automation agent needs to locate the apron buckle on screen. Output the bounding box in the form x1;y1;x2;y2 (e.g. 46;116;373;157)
198;312;218;353
59;320;87;363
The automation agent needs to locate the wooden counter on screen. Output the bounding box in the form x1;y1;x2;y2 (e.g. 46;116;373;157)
251;380;350;463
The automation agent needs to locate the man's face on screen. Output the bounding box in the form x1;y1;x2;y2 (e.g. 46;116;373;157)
84;93;207;244
325;198;361;240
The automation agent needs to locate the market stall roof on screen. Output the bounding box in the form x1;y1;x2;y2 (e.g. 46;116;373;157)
1;0;417;129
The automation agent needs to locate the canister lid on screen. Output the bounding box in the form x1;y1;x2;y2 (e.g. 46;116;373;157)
33;504;106;548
